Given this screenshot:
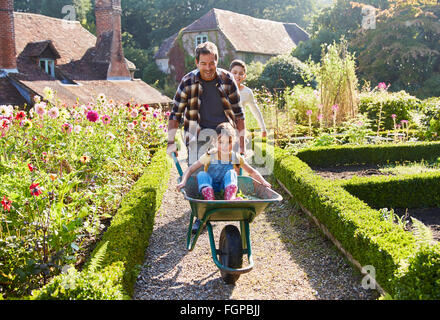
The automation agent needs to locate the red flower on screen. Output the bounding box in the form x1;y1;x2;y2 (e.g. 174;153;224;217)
1;196;12;212
28;163;35;172
15;111;26;121
30;183;42;197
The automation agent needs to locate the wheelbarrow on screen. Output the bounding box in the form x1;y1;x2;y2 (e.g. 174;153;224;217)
172;153;283;284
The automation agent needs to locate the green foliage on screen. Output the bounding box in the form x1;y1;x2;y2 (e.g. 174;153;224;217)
295;141;440;167
304;38;359;126
258;141;440;298
419;97;440;140
31;149;172;300
393;243;440;300
359;90;421;131
283;85;320;124
351;4;440;99
258;54;309;91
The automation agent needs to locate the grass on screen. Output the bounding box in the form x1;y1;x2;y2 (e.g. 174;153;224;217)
379;160;440;175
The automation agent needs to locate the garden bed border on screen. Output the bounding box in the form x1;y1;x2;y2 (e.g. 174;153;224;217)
30;149;172;300
255;141;440;299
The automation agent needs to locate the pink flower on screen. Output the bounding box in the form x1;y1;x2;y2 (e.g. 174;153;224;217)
48;107;59;119
401;120;408;124
127;123;135;131
165;111;171;117
86;110;99;122
317;114;323;121
306;110;313;116
378;82;387;90
130;109;139;118
101;114;111;125
332;104;339;112
61;123;72;134
391;114;397;120
34;102;46;116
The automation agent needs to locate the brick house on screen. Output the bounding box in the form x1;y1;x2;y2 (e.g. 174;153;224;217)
155;8;310;82
0;0;171;107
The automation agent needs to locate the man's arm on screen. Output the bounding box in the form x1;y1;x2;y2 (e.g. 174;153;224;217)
167;79;188;156
167;119;180;156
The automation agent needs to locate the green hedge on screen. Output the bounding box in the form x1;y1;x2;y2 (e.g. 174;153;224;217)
295;141;440;167
255;142;440;299
31;149;172;300
340;172;440;209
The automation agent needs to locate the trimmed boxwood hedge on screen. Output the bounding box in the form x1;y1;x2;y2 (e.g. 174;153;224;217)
339;172;440;209
255;142;440;299
295;141;440;167
31;149;172;300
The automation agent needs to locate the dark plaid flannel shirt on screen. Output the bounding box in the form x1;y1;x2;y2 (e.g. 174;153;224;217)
169;68;244;143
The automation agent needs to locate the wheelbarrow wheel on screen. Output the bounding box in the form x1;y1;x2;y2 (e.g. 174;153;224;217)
219;225;243;285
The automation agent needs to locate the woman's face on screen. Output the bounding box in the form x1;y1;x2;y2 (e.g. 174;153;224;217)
230;65;246;86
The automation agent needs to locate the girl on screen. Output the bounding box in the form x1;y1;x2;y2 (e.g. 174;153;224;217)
230;60;267;138
176;122;271;200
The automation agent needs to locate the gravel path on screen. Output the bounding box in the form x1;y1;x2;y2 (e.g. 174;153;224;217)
133;153;380;300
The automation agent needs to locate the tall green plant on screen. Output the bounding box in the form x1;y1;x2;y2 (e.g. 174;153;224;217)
304;38;359;127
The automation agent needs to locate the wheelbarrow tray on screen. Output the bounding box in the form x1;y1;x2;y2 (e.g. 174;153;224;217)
180;175;282;222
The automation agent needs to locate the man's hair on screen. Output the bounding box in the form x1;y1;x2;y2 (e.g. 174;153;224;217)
215;122;236;138
195;41;219;62
229;59;247;73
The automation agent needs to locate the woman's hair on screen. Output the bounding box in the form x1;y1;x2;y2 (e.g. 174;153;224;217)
195;42;219;62
229;59;247;73
215;122;236;139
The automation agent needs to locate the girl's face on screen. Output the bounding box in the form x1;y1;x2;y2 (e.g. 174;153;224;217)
217;134;233;154
230;65;246;86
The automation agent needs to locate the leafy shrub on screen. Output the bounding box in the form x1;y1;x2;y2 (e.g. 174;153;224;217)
259;54;308;91
283;85;320;124
419;97;440;140
359;90;421;131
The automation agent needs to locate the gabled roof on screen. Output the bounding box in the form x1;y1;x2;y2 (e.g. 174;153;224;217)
21;40;61;59
211;8;309;55
156;8;310;58
3;12;172;106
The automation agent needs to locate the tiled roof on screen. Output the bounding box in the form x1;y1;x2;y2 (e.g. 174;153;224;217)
7;12;172;106
213;8;309;55
0;77;27;106
156;8;310;58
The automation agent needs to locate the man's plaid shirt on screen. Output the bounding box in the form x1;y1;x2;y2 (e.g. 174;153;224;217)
169;68;244;142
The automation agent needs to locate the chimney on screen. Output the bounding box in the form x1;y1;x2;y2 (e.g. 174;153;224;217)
95;0;131;80
0;0;18;73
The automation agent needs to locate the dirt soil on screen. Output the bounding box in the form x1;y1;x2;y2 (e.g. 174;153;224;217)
311;164;393;180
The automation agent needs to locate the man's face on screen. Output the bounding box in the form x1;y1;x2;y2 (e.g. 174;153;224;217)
196;53;217;81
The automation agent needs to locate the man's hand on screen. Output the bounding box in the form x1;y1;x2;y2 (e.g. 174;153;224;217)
167;141;177;157
176;180;186;191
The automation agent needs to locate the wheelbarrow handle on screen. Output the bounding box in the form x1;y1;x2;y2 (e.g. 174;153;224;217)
171;152;184;178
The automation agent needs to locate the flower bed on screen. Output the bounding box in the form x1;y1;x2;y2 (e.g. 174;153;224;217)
0;91;168;298
254;141;440;299
30;149;172;300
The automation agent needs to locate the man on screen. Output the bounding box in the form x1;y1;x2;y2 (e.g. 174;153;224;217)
166;41;246;165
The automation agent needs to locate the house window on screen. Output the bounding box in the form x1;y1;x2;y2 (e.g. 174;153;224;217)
195;35;208;47
39;58;55;77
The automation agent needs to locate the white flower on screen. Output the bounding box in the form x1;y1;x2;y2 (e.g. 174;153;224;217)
73;125;82;134
43;87;54;100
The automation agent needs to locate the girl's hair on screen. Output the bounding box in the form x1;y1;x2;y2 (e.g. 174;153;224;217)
229;59;247;73
215;122;236;138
